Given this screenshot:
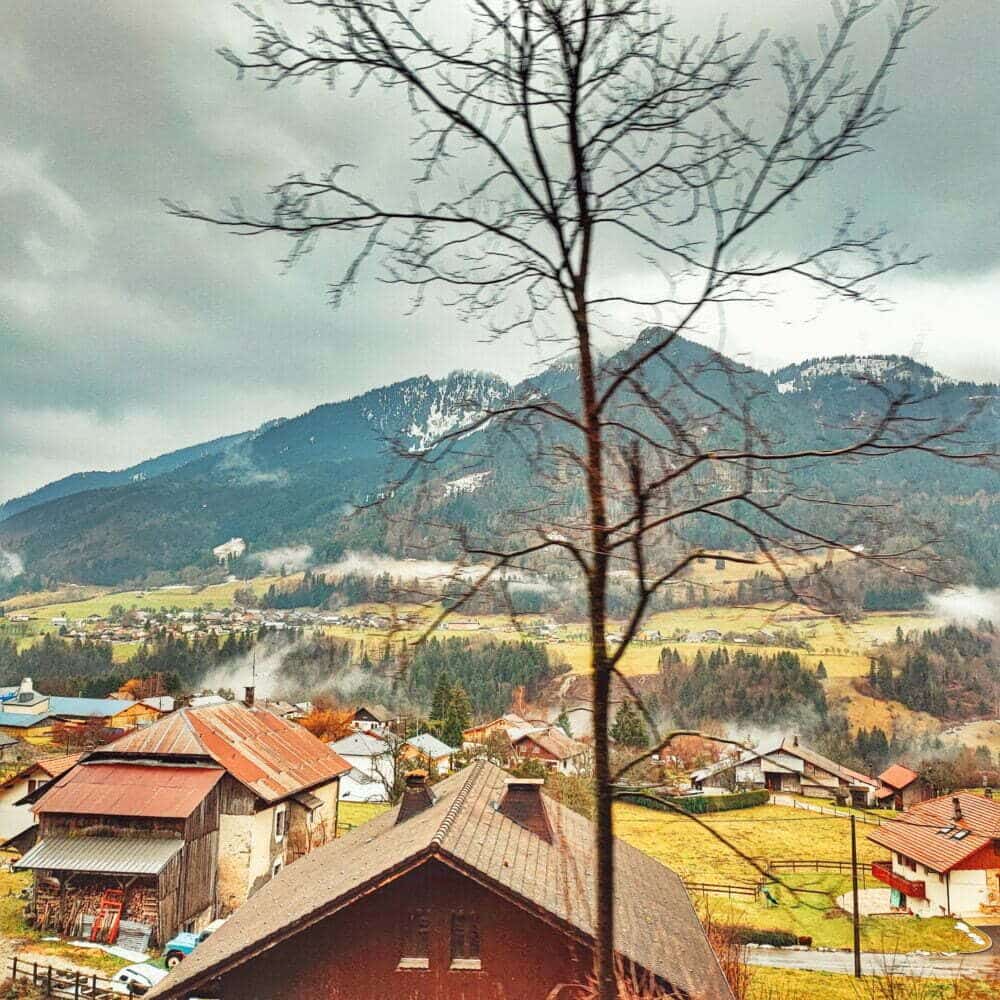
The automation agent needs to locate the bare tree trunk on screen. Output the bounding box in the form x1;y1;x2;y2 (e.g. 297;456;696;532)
578;303;616;999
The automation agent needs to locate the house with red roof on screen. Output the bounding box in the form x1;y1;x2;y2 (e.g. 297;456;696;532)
876;764;934;811
869;792;1000;917
14;699;350;946
0;753;81;852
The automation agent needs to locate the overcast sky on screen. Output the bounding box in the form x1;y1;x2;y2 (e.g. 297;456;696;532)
2;1;998;502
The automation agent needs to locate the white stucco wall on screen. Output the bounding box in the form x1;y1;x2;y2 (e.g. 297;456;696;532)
893;861;997;918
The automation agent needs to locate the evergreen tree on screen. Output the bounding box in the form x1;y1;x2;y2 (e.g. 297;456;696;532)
430;671;453;722
441;683;472;747
815;661;827;680
610;701;648;749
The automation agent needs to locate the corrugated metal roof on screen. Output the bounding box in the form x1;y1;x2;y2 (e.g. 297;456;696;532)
15;835;182;875
0;712;50;728
147;762;734;1000
48;697;138;718
34;763;223;819
94;703;350;803
328;732;390;757
404;733;457;758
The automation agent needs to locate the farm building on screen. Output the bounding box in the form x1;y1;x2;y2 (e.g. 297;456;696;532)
0;679;56;744
869;792;1000;918
14;700;350;945
512;727;591;775
145;763;734;1000
400;733;458;775
0;679;164;744
690;734;878;806
876;764;935;811
0;753;80;852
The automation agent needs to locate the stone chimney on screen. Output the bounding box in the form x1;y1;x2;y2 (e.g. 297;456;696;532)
18;677;34;703
243;685;255;708
397;771;435;824
985;787;993;800
498;778;552;843
952;796;963;823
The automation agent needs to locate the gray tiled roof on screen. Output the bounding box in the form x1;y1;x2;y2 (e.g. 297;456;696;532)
15;835;182;875
149;761;733;1000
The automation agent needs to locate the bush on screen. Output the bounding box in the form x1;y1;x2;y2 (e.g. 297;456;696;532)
618;789;769;814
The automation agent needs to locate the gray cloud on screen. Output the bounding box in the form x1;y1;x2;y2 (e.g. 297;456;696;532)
2;1;998;501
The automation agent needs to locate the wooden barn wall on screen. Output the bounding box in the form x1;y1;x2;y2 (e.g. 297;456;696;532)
211;858;596;1000
158;853;183;944
217;775;258;816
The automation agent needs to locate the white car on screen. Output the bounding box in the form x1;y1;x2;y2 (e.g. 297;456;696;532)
110;963;168;996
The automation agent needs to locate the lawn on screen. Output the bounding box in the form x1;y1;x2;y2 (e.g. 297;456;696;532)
613;802;883;884
337;801;390;833
699;874;977;953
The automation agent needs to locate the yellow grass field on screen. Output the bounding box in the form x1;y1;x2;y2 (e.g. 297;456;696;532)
10;576;295;621
613;802;976;954
826;677;940;738
748;967;991;1000
613;802;883;884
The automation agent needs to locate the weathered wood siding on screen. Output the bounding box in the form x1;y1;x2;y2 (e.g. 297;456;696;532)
209;858;595;1000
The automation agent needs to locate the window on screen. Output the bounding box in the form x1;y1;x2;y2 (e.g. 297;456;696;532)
274;806;287;842
271;858;283;878
450;910;481;971
26;779;39;794
397;908;430;970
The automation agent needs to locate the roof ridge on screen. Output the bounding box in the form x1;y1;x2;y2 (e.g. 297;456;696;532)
433;759;484;847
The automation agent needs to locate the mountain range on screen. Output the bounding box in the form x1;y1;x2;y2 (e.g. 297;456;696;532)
1;334;996;590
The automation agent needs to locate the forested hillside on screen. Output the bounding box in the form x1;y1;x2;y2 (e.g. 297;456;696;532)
1;334;995;591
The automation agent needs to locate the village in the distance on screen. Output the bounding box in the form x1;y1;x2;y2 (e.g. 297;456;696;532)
0;527;997;998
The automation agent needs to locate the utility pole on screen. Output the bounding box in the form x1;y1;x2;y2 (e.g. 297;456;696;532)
851;814;862;978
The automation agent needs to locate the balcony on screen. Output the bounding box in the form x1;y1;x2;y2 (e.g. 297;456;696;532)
871;860;925;899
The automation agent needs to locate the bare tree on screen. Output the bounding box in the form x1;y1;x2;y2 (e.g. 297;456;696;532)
169;2;993;995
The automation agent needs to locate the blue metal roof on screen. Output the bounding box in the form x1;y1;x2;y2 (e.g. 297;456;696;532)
0;712;51;728
48;697;137;718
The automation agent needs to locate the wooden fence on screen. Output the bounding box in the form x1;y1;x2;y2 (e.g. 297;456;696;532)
683;880;759;900
8;958;119;999
767;858;879;887
774;796;885;826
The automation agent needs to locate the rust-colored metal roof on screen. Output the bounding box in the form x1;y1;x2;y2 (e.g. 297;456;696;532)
95;703;350;803
878;764;920;791
34;762;223;819
869;792;1000;872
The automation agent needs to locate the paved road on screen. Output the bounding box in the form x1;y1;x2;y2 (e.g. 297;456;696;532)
747;926;999;980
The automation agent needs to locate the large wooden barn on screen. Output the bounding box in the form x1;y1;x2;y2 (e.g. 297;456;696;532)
15;701;350;945
147;762;734;1000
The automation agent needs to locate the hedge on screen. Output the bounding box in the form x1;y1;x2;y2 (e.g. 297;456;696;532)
731;927;807;948
618;789;770;814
